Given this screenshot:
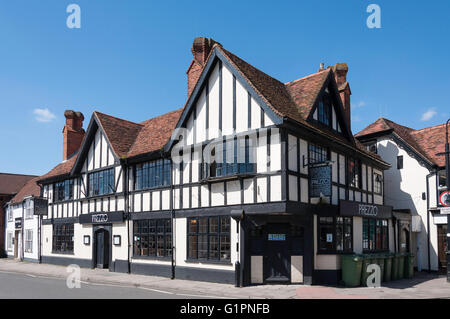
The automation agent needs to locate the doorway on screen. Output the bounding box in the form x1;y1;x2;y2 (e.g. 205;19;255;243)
94;228;110;269
437;224;448;272
264;223;290;283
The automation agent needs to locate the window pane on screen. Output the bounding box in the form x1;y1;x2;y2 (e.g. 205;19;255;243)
209;217;219;233
220;235;230;260
209;235;219;259
188;235;197;259
198;234;208;259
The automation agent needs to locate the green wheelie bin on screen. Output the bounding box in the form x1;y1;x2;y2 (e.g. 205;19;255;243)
384;254;393;282
391;253;400;280
376;254;385;282
341;254;364;287
397;253;406;279
361;254;375;287
404;253;415;279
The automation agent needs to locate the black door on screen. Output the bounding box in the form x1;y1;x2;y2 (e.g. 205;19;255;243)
95;229;109;269
264;223;290;283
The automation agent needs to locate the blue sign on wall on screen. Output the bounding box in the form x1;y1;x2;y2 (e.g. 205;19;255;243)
268;234;286;241
309;164;332;197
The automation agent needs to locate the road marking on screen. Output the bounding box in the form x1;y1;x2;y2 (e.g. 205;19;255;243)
138;287;175;295
0;269;236;299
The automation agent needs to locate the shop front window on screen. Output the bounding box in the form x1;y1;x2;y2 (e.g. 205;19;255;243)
318;216;353;253
52;223;74;254
187;216;231;261
133;219;172;258
363;218;388;252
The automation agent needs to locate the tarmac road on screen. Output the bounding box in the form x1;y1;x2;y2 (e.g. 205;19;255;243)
0;271;214;299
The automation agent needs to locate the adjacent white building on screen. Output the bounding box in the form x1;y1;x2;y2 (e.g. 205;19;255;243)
4;177;42;262
356;118;448;272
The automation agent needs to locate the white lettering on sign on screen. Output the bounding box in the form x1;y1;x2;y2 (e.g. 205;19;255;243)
358;204;378;217
92;214;108;223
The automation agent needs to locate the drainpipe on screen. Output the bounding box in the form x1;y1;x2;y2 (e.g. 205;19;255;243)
123;159;130;274
170;157;175;280
21;201;24;261
425;170;435;272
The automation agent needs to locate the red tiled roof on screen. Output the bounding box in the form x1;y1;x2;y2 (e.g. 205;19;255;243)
37;154;78;183
356;118;447;167
285;69;331;120
94;112;143;158
217;47;384;164
0;173;37;195
10;177;41;204
128;109;184;158
410;124;447;167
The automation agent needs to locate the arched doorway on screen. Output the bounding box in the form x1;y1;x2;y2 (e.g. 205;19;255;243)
94;228;110;269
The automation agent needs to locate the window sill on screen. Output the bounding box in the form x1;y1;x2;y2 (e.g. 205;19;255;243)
185;259;232;266
362;250;390;254
51;251;75;255
200;172;256;183
316;251;354;255
132;255;172;262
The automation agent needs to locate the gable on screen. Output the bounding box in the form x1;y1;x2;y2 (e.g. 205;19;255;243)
71;115;120;175
167;48;283;149
308;76;353;142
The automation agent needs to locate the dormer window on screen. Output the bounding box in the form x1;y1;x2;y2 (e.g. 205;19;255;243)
317;93;332;126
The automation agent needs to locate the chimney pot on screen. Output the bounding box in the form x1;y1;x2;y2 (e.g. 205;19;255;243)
187;37;220;97
63;109;85;161
319;62;325;71
332;63;351;131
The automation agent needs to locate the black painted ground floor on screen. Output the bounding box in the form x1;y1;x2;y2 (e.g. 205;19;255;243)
39;200;397;286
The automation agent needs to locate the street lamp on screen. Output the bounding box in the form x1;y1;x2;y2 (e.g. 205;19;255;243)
445;119;450;282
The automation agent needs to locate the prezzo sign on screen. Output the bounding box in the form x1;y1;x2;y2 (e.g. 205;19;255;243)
92;214;108;223
340;200;392;219
358;204;379;217
79;212;124;225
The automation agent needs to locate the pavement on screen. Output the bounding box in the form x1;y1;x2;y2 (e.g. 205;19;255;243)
0;258;449;299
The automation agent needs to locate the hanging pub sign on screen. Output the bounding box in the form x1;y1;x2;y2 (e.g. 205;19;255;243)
15;218;22;229
33;198;49;215
309;164;332;198
79;211;124;225
340;200;392;219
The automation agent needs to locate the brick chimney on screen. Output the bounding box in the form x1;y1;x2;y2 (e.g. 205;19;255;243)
332;63;351;131
63;110;85;161
186;37;219;97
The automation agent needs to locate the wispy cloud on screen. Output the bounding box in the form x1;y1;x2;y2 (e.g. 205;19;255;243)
420;108;437;121
33;108;56;123
354;101;366;108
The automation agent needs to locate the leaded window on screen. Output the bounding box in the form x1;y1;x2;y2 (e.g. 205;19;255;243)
318;216;353;253
88;168;114;197
204;136;255;179
133;219;172;258
187;216;231;261
52;224;74;254
54;179;74;202
363;218;388;252
135;159;171;190
309;143;328;164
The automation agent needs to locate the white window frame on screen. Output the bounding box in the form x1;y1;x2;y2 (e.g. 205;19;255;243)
7;207;13;222
25;199;33;219
7;232;13;251
25;229;33;253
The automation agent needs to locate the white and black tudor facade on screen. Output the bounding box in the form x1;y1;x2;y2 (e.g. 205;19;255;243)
36;38;393;286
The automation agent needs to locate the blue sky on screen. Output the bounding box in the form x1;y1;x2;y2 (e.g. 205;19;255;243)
0;1;449;175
